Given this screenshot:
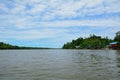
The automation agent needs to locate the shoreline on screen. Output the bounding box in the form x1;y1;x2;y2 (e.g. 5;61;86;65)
0;48;120;50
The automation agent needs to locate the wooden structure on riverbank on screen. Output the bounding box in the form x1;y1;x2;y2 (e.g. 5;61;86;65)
109;42;119;49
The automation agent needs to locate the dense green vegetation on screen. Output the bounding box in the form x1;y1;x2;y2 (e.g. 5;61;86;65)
62;34;113;49
0;42;19;49
0;42;50;49
114;35;120;47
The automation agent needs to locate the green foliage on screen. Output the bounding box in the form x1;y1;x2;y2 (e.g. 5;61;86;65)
62;34;112;49
0;42;50;49
114;35;120;47
0;42;19;49
114;35;120;44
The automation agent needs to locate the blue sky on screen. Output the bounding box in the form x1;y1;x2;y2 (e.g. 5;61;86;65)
0;0;120;48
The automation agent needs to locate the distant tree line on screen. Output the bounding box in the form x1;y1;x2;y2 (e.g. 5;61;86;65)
0;42;50;49
0;42;19;49
62;34;120;49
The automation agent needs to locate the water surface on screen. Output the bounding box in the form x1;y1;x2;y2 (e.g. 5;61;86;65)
0;50;120;80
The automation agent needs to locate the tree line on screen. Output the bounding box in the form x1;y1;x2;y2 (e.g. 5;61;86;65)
0;42;50;49
62;34;120;49
0;42;19;49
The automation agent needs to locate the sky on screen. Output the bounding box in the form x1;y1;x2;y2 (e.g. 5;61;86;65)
0;0;120;48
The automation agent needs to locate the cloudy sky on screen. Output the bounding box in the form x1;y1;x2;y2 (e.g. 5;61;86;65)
0;0;120;48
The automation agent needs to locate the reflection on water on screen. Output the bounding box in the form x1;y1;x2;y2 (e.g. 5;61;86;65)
0;50;120;80
116;51;120;69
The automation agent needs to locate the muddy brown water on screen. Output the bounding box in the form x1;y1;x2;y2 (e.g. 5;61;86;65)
0;49;120;80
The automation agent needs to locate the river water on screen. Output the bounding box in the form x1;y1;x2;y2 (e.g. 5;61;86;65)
0;50;120;80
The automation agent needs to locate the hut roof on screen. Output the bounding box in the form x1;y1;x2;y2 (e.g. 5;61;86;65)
109;42;118;45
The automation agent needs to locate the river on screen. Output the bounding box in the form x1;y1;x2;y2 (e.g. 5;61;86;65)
0;49;120;80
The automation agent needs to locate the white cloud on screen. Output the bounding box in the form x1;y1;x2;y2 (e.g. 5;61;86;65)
55;1;84;18
28;4;47;15
11;4;26;15
84;0;103;8
1;0;120;20
39;18;120;28
105;2;120;13
0;13;119;29
0;3;9;12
